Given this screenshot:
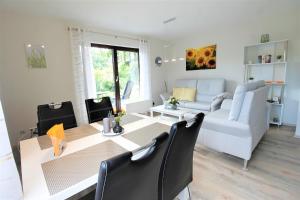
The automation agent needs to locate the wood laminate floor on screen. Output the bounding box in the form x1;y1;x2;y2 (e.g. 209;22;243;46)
191;126;300;200
77;125;300;200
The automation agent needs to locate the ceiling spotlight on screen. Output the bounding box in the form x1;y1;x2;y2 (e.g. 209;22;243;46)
27;44;31;48
41;45;45;48
164;59;169;63
179;57;185;61
171;58;176;62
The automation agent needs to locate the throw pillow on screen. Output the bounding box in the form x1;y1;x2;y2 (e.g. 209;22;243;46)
228;85;246;121
173;88;196;101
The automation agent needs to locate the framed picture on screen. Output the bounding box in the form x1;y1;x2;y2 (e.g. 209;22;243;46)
186;45;216;71
25;44;47;69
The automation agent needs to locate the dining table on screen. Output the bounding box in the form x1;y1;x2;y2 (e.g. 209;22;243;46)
20;113;174;200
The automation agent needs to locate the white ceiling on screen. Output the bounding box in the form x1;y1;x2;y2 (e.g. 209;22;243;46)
0;0;298;41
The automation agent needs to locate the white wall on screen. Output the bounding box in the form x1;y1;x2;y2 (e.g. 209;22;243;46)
149;38;167;105
0;12;166;148
0;12;76;147
165;4;300;125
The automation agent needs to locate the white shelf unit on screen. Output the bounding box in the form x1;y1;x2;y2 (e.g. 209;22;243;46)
244;39;288;126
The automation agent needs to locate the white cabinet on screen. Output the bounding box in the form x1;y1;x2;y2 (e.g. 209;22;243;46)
295;101;300;138
0;155;23;200
0;120;12;157
0;100;23;199
0;101;12;157
0;100;4;120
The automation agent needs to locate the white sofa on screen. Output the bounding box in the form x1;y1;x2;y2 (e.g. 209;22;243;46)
160;78;228;113
197;80;269;169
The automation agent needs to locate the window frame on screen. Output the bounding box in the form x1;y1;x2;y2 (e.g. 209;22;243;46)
91;43;140;112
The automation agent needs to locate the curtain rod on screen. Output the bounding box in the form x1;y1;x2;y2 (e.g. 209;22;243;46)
67;27;142;42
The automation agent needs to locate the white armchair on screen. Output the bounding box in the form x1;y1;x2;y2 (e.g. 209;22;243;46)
198;81;269;169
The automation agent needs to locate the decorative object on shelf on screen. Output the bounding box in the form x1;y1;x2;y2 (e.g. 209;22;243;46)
113;111;126;134
258;55;262;63
272;96;280;104
155;56;162;67
262;55;272;63
276;55;282;62
186;44;216;71
165;97;179;110
273;117;279;123
265;80;273;84
249;77;254;81
25;44;47;69
260;34;270;43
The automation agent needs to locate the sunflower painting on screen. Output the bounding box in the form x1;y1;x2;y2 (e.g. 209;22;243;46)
186;45;216;71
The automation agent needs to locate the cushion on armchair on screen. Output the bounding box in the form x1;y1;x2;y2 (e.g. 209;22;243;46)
228;85;247;121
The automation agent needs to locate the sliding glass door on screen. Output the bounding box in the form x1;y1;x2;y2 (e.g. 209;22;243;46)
90;44;140;111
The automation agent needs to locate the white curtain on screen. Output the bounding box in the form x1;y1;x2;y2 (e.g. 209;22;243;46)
139;39;152;100
69;27;96;124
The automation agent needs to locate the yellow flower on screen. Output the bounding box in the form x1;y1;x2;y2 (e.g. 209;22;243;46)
195;56;205;68
207;58;216;68
186;49;196;60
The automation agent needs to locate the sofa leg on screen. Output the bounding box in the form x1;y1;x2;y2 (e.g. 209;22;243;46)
243;159;249;170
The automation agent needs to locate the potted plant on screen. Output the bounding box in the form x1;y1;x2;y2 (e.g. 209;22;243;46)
165;97;179;110
113;111;126;134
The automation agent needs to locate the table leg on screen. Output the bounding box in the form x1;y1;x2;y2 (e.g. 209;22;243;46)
150;110;154;118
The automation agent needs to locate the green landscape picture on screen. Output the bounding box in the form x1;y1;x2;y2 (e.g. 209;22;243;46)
26;45;47;69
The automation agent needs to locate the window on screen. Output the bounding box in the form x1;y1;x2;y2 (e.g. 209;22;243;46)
90;44;140;111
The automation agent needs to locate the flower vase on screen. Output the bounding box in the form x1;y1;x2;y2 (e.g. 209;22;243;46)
113;122;124;134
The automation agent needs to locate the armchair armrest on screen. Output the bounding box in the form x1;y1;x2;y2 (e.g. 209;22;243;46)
160;92;171;102
210;92;232;111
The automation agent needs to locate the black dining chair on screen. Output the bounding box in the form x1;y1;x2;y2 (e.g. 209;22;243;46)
37;101;77;136
95;132;170;200
158;112;205;200
85;97;114;124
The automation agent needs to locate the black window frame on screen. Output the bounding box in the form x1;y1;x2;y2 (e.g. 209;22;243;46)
91;43;140;112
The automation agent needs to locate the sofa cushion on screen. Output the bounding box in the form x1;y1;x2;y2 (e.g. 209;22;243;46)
203;109;251;138
173;87;196;101
228;85;247;121
195;94;215;103
180;101;211;111
175;79;197;88
196;79;225;95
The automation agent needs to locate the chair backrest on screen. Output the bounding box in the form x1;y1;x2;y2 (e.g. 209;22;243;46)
158;113;205;200
85;97;114;123
122;80;134;100
37;101;77;136
95;132;169;200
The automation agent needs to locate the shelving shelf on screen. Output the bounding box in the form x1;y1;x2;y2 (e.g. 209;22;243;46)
245;61;287;66
244;39;288;126
245;39;288;48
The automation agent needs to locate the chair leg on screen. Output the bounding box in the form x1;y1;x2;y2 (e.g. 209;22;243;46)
187;185;192;200
243;159;249;171
176;186;191;200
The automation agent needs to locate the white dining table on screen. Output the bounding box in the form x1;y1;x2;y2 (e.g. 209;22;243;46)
20;113;175;200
